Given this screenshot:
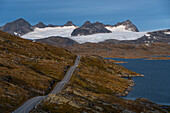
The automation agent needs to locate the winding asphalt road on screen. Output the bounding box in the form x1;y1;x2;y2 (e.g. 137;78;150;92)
13;56;81;113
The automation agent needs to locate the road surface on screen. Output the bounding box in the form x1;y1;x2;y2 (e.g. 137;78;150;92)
13;56;81;113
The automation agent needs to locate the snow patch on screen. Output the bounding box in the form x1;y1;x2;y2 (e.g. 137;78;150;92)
145;43;149;46
164;32;170;34
68;31;146;43
14;32;21;36
14;32;17;35
105;25;130;32
145;33;150;37
22;26;76;39
153;36;156;39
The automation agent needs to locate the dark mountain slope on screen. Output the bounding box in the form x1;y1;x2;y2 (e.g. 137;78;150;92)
0;18;34;36
102;29;170;44
35;36;79;47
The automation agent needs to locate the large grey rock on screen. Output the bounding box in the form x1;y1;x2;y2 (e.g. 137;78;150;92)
71;21;111;36
0;18;34;36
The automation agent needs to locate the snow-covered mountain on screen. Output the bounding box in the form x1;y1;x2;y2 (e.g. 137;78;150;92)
71;21;111;36
2;18;169;44
21;20;146;43
22;25;146;44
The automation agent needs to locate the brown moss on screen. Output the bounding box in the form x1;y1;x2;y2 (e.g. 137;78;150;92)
0;30;76;112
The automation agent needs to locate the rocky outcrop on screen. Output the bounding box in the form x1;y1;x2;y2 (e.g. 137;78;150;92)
34;22;47;28
71;21;111;36
139;29;170;44
106;20;139;32
102;29;170;44
35;36;79;47
0;18;34;36
62;21;76;27
113;20;139;32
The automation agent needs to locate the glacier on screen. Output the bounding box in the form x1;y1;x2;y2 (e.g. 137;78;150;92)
22;26;146;44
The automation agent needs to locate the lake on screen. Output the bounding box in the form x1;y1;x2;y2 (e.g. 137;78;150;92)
106;58;170;105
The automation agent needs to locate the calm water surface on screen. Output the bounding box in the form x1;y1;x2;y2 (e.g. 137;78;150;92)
106;58;170;105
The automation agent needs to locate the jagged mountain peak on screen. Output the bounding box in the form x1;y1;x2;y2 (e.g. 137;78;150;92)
12;18;31;25
47;24;59;27
71;21;111;36
0;18;33;36
95;21;101;24
124;19;131;23
37;22;45;25
34;22;47;28
15;18;27;22
113;20;139;32
62;21;76;27
84;21;91;24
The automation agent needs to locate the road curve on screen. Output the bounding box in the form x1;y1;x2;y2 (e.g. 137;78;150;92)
13;56;81;113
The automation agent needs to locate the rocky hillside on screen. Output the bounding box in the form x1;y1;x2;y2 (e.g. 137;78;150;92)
102;29;170;44
0;30;169;112
71;21;111;36
31;56;169;113
138;29;170;44
35;36;78;47
0;30;76;112
0;18;34;36
68;42;170;58
33;28;170;59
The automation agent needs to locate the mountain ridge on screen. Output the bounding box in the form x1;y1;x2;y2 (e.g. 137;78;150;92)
71;21;111;36
0;18;140;36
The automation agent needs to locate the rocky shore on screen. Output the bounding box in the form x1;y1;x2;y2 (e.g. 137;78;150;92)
119;80;135;97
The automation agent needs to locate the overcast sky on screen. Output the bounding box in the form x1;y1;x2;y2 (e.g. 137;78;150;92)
0;0;170;31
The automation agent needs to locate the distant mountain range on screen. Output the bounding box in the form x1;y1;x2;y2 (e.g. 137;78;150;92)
0;18;75;36
0;18;170;46
0;18;139;36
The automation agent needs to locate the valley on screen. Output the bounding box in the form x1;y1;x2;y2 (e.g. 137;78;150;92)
0;18;170;112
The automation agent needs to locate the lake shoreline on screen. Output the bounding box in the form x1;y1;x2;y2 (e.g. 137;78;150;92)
109;57;170;106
